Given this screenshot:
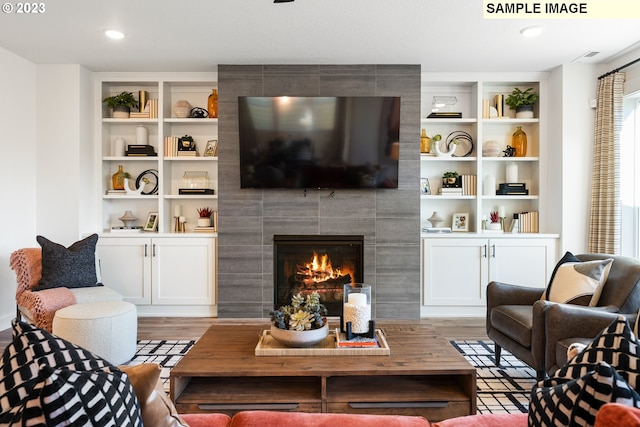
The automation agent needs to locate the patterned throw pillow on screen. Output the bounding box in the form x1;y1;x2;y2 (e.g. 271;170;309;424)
552;316;640;389
529;361;640;427
0;320;141;426
544;255;613;306
35;233;103;290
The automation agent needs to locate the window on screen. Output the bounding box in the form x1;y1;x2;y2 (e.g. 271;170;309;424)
621;95;640;257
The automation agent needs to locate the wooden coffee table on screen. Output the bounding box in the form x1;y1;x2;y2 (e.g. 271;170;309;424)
170;321;476;421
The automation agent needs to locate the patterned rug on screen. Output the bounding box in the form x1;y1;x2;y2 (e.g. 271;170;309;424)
451;340;537;414
127;338;536;414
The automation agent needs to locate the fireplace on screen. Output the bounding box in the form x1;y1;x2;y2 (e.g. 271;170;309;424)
273;235;364;316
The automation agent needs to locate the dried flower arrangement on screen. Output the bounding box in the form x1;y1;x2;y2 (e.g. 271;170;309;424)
270;291;328;331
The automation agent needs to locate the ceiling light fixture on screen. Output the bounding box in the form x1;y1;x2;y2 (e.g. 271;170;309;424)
520;25;543;38
104;29;125;40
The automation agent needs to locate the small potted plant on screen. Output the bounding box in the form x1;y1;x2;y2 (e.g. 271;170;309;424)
103;91;139;118
488;211;502;230
442;171;460;187
505;87;538;118
269;291;328;347
197;207;213;227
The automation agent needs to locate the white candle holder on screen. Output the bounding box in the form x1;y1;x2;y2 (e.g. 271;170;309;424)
342;283;374;339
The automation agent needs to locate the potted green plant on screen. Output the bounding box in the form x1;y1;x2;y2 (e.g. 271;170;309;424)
103;91;139;118
269;291;328;347
505;87;538;118
442;171;459;187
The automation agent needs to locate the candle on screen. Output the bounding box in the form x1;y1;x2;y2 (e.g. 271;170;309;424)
348;293;367;306
506;162;518;183
174;205;182;217
179;216;186;223
498;206;506;218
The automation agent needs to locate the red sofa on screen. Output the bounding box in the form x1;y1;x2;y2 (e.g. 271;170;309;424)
179;411;529;427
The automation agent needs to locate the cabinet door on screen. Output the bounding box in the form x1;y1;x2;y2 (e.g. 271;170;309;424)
423;238;488;306
96;237;152;305
489;238;556;288
151;237;215;305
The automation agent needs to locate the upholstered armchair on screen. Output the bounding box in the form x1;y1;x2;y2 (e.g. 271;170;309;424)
486;253;640;379
10;247;122;332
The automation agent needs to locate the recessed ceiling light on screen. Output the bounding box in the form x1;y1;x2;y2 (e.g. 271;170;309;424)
104;29;125;40
520;26;543;38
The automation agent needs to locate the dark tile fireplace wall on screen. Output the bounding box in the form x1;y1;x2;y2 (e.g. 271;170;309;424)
217;65;421;318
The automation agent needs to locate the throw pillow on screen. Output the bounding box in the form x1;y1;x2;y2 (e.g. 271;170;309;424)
119;363;188;427
18;365;141;426
529;361;640;427
544;257;613;306
0;320;140;425
552;316;640;390
35;233;103;290
544;251;581;299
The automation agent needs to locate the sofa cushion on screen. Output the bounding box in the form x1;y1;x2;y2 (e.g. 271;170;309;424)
19;364;141;426
227;410;431;427
595;403;640;427
552;316;640;389
529;361;640;426
35;233;103;290
119;363;188;427
0;320;141;425
432;412;528;427
544;255;613;306
490;305;533;346
180;413;232;427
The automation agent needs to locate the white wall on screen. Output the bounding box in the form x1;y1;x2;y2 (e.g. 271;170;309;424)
0;47;37;329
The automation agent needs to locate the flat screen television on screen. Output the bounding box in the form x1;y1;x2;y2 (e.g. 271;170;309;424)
238;96;400;189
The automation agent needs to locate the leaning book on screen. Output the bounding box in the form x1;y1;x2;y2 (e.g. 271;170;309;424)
334;329;379;348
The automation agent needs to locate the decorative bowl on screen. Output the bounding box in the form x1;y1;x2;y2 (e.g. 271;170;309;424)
270;323;329;348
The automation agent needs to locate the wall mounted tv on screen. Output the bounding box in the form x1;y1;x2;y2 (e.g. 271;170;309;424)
238;96;400;189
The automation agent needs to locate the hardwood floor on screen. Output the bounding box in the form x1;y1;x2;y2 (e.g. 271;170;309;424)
1;316;488;350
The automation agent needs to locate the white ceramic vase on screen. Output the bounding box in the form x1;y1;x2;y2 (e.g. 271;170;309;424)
270;323;329;348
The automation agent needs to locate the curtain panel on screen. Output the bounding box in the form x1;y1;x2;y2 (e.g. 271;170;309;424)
588;72;625;254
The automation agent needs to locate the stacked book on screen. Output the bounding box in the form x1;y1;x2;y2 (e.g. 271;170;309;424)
439;187;463;196
518;211;539;233
129;99;159;119
334;329;379;348
422;227;452;234
461;175;477;196
497;183;529;195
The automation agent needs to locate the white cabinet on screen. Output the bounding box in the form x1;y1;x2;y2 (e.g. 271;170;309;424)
97;236;216;315
422;236;556;315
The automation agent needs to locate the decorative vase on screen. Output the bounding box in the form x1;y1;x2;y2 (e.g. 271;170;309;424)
113;137;126;157
138;90;148;112
173;100;192;118
198;217;212;227
506;162;518;183
208;89;218;118
112;165;126;190
428;211;445;228
515;104;534;118
118;210;137;228
482;140;500;157
343;283;372;334
488;222;502;230
136;125;148;145
512;126;527;157
483;174;496;196
420;129;431;154
269;323;329;348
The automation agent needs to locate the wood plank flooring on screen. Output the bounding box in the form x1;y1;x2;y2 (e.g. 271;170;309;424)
1;317;488;351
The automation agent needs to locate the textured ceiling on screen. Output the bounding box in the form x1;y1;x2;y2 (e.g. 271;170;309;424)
0;0;639;72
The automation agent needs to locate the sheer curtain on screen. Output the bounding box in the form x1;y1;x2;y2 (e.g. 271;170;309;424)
588;72;625;254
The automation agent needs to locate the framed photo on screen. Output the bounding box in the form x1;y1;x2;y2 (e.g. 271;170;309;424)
452;213;469;232
144;212;159;232
204;140;218;157
420;178;431;195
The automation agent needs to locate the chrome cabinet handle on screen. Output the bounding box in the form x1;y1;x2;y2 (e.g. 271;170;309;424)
144;244;148;257
491;244;496;258
152;244;156;257
483;244;487;258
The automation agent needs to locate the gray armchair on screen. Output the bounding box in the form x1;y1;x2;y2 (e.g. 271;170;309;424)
486;253;640;380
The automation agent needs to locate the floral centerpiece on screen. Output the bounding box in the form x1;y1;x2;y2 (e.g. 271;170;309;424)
269;291;329;347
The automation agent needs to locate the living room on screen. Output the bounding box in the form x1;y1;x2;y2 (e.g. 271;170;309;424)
2;2;640;424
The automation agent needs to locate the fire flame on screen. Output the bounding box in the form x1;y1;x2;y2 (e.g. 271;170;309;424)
297;252;353;285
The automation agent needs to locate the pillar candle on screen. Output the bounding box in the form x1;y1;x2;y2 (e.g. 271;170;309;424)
348;293;367;306
174;205;182;217
506;162;518;183
498;206;506;218
136;125;148;145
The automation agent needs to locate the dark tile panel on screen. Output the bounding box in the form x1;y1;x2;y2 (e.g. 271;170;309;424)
217;191;262;217
263;190;320;218
263;75;320;96
376;65;422;76
219;216;263;245
318;217;376;245
318;75;376;96
217;245;263;274
376;302;420;319
375;244;420;274
398;159;421;190
262;218;320;245
217;303;265;318
263;65;321;75
318;65;377;75
376;272;421;302
318;190;376;218
376;189;419;219
216;273;263;303
376;218;419;245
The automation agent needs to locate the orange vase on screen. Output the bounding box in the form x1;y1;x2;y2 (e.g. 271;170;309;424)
511;126;527;157
207;89;218;118
112;165;125;190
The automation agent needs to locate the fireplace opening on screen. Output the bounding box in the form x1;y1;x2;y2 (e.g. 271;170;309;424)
274;235;364;316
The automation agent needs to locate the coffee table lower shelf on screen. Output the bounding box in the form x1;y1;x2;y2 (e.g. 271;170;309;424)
172;374;473;420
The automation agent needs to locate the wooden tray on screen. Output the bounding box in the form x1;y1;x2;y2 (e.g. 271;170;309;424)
255;329;390;356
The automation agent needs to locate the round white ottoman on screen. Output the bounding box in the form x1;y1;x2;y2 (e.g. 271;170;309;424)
53;300;137;365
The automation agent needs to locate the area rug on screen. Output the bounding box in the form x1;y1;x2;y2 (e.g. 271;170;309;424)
127;338;536;415
451;340;537;414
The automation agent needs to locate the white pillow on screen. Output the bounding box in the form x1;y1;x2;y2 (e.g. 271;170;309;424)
545;258;613;306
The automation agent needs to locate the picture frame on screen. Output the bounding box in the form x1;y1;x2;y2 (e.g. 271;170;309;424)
420;178;431;195
144;212;159;232
204;139;218;157
452;212;468;232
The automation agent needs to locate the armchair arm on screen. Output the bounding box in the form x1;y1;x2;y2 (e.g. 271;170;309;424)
486;281;545;333
544;304;634;374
